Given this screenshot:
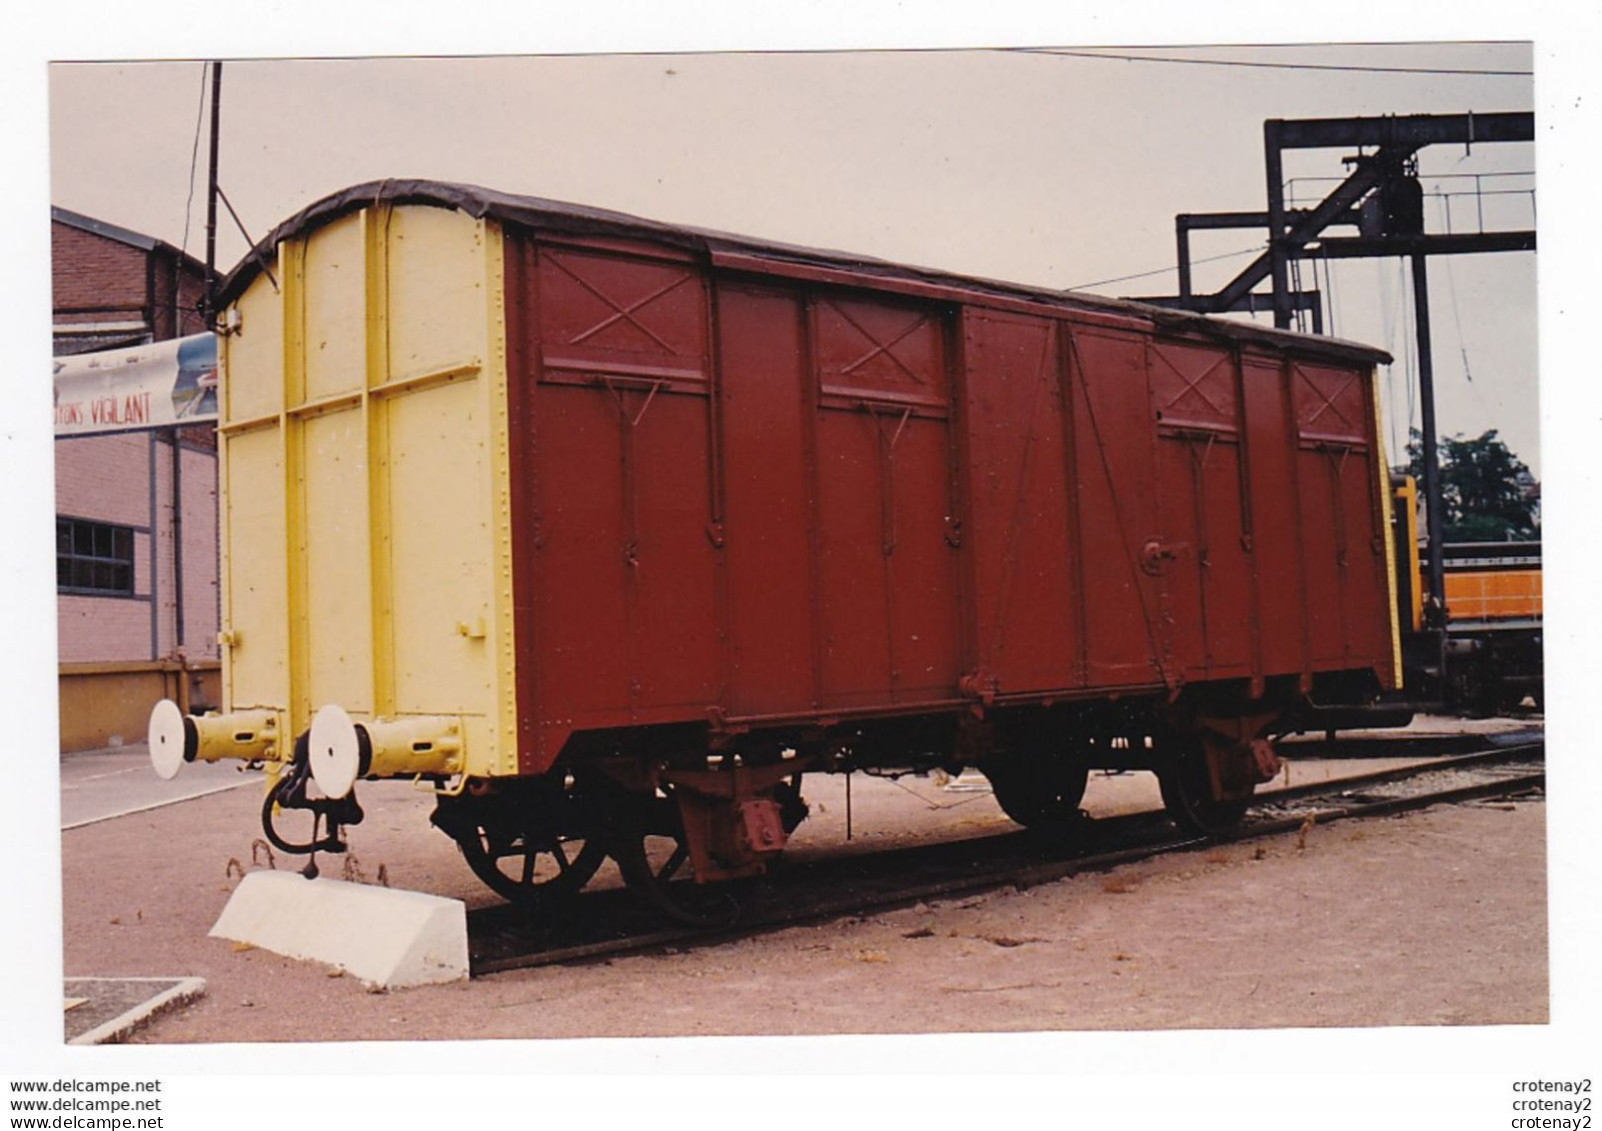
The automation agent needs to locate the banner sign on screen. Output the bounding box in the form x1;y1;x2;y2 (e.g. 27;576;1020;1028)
53;333;218;436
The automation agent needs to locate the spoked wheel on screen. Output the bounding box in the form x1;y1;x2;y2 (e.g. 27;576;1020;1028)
983;754;1090;834
456;821;607;907
611;790;745;927
433;776;607;909
1157;733;1252;838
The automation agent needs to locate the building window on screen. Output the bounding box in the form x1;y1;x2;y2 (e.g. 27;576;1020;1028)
57;517;135;595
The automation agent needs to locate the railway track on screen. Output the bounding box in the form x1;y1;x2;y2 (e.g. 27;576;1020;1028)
468;737;1544;976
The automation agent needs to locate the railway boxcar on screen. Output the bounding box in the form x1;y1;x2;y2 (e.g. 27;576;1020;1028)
149;181;1400;921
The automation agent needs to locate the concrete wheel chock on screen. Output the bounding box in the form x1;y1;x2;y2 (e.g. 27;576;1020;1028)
210;871;468;989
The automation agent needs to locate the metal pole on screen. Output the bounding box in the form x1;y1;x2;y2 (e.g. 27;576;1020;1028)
202;61;222;330
1411;252;1447;627
1264;122;1292;329
1176;218;1193;300
171;428;184;652
148;431;160;661
845;770;853;841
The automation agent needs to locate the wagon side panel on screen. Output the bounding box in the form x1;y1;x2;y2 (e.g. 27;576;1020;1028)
715;281;818;717
1064;325;1165;687
1287;357;1394;674
630;391;723;709
516;238;720;755
958;308;1078;693
1239;351;1309;680
808;291;962;708
1148;338;1255;680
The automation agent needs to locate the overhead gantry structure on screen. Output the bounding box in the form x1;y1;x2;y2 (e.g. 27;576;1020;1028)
1131;111;1536;631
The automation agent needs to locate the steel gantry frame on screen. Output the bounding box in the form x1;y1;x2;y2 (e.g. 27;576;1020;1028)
1131;111;1535;633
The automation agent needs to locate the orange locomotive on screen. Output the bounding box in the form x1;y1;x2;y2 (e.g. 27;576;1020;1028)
1391;476;1543;715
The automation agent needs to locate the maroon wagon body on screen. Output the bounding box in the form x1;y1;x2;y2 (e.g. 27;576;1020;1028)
225;182;1399;778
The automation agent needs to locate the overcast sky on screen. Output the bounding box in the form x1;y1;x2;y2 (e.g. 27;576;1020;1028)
47;45;1539;470
6;1;1601;1106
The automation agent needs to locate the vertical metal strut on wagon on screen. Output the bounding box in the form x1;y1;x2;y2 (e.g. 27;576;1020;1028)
149;180;1402;923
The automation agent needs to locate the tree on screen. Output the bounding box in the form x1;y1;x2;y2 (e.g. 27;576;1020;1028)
1405;428;1539;542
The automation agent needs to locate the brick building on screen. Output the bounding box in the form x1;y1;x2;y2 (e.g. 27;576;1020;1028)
52;207;220;751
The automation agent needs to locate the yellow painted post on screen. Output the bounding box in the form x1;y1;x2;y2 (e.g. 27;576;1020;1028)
281;239;311;735
365;205;397;720
483;219;518;778
217;316;236;715
1401;479;1423;632
1371;368;1404;687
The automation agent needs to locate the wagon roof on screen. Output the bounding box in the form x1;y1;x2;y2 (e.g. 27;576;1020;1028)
220;179;1391;365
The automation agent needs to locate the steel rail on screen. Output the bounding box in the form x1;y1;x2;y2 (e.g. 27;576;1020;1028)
1258;739;1542;805
470;739;1543;976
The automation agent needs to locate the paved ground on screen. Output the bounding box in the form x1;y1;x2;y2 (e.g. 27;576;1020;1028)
60;744;252;829
56;717;1548;1043
63;976;205;1045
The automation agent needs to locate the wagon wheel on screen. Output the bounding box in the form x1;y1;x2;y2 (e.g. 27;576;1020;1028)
983;754;1090;833
455;820;608;908
610;789;745;927
434;778;607;908
1156;733;1251;838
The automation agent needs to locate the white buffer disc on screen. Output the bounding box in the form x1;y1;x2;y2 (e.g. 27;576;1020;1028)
309;704;362;799
148;699;188;780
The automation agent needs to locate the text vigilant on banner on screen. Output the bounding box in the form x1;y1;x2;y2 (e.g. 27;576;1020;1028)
53;333;217;436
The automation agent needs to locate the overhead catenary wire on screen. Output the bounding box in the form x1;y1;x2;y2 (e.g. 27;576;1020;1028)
1384;260;1413;463
1069;243;1265;291
178;62;208;260
1009;47;1532;77
1435;195;1482;390
1428;193;1508;443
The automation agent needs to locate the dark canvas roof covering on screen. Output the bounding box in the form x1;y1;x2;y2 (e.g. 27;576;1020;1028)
220;179;1390;365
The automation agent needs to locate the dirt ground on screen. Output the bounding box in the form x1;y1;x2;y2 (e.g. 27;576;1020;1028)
58;739;1548;1043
